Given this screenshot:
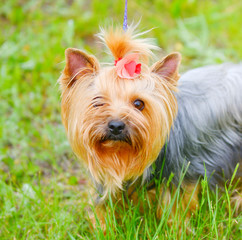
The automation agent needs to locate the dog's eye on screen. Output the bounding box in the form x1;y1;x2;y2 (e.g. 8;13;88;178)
93;96;105;108
133;99;144;111
93;103;105;108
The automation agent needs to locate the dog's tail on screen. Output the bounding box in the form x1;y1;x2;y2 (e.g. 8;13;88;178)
97;23;159;63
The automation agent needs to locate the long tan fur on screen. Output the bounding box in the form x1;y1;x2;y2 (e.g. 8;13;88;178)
97;23;159;63
59;25;180;199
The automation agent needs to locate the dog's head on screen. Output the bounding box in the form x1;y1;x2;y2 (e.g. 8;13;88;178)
59;25;181;197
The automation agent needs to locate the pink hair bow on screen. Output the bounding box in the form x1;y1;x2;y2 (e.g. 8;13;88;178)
114;53;141;79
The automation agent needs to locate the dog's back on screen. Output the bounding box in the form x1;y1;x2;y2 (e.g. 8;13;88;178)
152;63;242;188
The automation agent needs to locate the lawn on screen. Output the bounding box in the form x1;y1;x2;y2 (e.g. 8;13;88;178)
0;0;241;239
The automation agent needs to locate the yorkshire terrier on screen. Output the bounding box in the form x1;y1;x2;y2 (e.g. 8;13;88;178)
59;25;242;227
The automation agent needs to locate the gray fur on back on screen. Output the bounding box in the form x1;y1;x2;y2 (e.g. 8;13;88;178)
148;63;242;188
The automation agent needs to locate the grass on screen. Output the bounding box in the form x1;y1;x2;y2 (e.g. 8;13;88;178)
0;0;241;239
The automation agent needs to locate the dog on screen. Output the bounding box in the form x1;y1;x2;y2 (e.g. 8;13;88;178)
58;25;242;227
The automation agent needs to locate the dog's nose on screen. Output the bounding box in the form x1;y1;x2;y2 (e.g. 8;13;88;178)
108;120;125;135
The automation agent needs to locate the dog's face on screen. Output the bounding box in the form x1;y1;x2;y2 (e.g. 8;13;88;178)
59;47;180;196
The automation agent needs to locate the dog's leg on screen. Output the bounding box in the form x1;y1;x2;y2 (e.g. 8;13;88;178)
230;163;242;215
156;183;199;222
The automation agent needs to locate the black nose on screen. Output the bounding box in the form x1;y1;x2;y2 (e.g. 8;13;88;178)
108;120;125;135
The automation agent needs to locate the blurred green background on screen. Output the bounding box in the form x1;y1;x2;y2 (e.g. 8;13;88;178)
0;0;241;239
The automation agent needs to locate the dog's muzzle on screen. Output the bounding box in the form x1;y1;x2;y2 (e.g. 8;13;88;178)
100;120;131;145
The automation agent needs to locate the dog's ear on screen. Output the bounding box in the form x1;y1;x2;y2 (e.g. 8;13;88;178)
151;52;181;83
61;48;99;87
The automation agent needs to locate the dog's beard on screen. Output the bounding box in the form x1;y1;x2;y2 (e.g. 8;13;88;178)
84;123;150;187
